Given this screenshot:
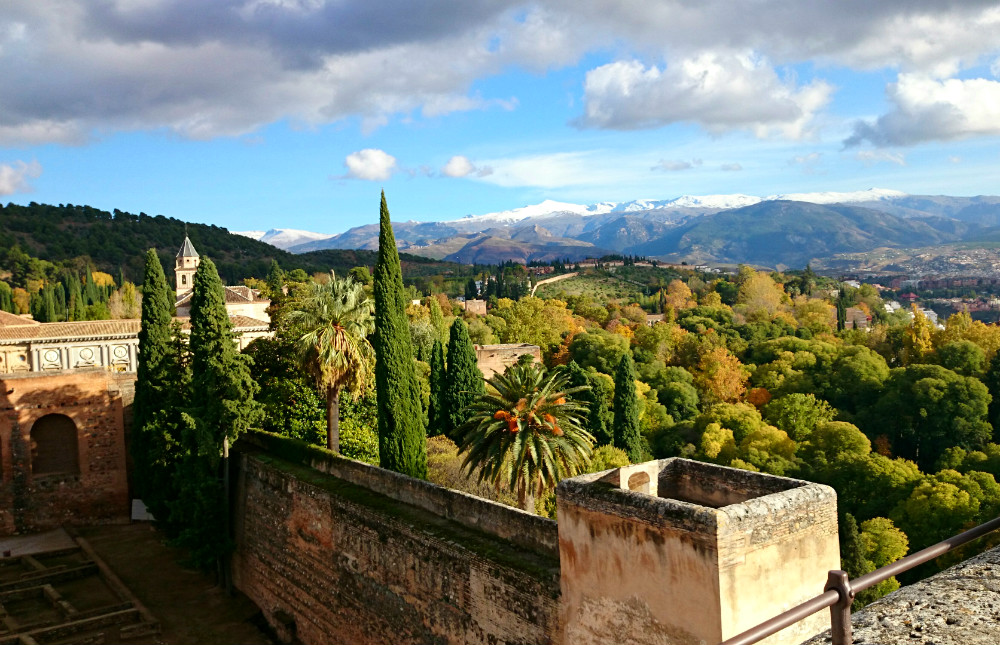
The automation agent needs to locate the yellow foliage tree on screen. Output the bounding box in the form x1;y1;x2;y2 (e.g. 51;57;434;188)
693;346;749;404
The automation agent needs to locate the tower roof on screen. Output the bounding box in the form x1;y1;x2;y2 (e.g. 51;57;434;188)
176;235;199;259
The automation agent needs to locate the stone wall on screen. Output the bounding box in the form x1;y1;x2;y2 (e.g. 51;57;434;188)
803;544;1000;645
557;459;840;645
474;343;542;379
231;432;561;645
0;369;132;535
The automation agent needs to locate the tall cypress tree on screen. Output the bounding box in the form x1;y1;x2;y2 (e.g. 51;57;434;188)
172;257;259;570
613;353;643;462
133;249;179;515
444;318;485;439
84;267;100;305
428;340;446;437
373;191;427;478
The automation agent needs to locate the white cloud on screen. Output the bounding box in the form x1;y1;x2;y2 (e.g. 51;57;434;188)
845;74;1000;147
474;151;640;189
342;149;397;181
578;53;831;138
652;159;701;172
948;155;962;164
441;155;493;178
442;155;475;177
2;1;1000;145
854;150;906;166
720;162;743;171
0;160;41;195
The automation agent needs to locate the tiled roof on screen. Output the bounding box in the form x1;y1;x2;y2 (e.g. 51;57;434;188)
176;236;199;258
174;286;267;307
0;315;269;343
0;310;39;327
0;319;141;343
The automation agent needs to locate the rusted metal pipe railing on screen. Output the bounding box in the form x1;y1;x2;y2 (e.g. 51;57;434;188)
720;514;1000;645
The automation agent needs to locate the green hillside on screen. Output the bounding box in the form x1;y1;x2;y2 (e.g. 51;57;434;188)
0;202;463;285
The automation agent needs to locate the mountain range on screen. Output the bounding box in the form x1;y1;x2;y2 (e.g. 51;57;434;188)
236;189;1000;269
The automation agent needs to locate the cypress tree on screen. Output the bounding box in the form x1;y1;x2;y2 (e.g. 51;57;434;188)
84;267;99;305
428;340;446;437
428;295;447;343
566;360;612;446
266;259;283;299
172;257;260;570
0;282;11;313
42;285;56;323
613;353;643;462
373;191;427;478
837;293;847;331
133;249;179;515
444;318;485;439
68;274;85;321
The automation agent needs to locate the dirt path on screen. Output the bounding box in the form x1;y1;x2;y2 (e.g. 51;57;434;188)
78;524;274;645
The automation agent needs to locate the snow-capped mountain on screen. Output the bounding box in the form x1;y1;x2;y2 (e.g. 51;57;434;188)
454;199;616;225
765;188;907;204
234;228;334;251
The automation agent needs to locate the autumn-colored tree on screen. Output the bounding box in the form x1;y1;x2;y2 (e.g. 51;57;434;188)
692;346;748;404
736;269;786;322
902;305;934;363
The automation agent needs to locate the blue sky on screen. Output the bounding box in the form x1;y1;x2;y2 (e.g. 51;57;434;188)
2;1;1000;235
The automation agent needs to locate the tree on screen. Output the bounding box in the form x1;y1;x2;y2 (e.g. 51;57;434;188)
692;346;748;404
566;361;613;445
132;249;183;523
373;192;427;479
172;256;260;570
444;318;486;439
287;273;375;452
457;361;593;512
613;353;643;462
865;364;992;471
762;393;835;441
428;340;447;437
265;259;284;298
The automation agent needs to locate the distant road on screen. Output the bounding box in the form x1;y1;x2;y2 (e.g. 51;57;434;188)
531;272;579;297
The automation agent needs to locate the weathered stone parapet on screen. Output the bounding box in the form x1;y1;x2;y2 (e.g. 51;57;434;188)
802;544;1000;645
238;430;558;557
231;433;562;645
557;458;840;645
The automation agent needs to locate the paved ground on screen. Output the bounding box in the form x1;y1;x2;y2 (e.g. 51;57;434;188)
0;527;76;557
77;523;274;645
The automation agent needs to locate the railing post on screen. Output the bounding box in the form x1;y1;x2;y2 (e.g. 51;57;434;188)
824;570;854;645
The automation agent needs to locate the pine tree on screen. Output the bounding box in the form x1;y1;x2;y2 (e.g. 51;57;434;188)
172;257;259;570
373;191;427;478
428;340;446;437
613;353;643;462
444;318;485;439
133;249;182;519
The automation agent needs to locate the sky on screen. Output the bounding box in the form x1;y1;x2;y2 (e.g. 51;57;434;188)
2;1;1000;236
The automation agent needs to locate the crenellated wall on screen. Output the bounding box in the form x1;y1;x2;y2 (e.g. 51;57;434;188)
231;432;561;645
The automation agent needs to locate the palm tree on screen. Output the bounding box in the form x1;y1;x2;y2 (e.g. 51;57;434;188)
287;273;374;452
457;361;594;513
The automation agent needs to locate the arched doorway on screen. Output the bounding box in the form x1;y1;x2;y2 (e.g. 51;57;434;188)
30;413;79;475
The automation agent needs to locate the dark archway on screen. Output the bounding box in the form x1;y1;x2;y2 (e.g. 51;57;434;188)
31;413;79;475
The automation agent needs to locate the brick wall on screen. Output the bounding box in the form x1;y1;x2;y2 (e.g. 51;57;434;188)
0;369;132;535
231;433;561;645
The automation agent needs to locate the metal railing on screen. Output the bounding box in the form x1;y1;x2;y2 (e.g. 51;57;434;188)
720;515;1000;645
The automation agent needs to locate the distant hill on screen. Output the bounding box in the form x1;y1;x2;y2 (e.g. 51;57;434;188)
633;201;965;268
285;189;1000;268
0;202;464;285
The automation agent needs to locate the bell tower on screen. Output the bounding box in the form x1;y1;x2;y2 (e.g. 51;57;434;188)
175;235;200;297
